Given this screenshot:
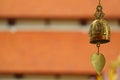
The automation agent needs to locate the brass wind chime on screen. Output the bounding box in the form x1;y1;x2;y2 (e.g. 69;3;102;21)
89;0;110;75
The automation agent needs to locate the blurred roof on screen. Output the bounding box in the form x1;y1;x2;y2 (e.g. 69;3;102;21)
0;0;120;19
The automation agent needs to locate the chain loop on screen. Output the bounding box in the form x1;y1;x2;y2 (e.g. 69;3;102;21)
99;0;101;5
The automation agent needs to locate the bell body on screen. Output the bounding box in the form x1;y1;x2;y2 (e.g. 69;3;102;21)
89;19;110;44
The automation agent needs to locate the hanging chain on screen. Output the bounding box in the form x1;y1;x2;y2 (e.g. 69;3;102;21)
96;42;100;55
98;0;101;5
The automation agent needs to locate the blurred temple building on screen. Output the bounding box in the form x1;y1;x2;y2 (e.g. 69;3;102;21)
0;0;120;80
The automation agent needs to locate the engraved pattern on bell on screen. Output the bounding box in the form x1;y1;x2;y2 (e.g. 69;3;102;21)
89;19;110;44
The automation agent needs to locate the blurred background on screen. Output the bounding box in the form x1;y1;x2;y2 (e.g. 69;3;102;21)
0;0;120;80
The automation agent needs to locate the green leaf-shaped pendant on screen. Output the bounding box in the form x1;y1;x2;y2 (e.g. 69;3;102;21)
91;53;105;75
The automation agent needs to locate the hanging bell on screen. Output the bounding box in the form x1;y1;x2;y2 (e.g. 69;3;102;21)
89;4;110;44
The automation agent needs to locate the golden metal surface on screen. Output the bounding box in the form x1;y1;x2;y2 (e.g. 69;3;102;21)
89;19;110;44
94;5;104;19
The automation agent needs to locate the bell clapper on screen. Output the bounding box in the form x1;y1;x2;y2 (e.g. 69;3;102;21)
96;42;100;55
